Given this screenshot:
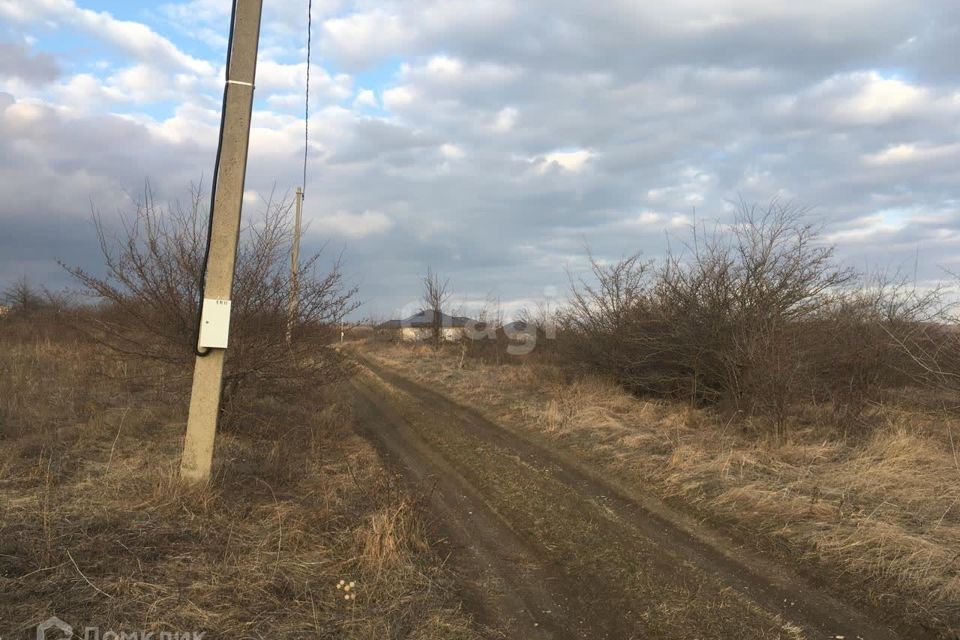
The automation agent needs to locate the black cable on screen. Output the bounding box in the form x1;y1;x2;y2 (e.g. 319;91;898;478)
303;0;312;195
193;0;240;357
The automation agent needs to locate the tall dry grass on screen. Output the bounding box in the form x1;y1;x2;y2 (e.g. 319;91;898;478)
365;340;960;636
0;322;479;639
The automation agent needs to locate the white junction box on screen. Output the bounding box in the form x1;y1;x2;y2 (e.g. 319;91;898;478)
198;298;232;349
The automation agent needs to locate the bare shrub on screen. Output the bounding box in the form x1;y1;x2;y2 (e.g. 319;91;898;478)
507;300;559;358
63;184;358;415
1;276;46;315
657;202;853;412
559;252;660;385
516;300;558;334
561;201;941;436
1;276;75;318
458;294;501;363
801;276;942;426
455;297;560;364
421;266;451;348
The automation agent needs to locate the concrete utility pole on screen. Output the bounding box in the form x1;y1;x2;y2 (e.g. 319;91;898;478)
181;0;264;483
286;187;304;344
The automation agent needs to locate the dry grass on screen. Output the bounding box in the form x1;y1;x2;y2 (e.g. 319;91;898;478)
0;324;479;640
365;341;960;636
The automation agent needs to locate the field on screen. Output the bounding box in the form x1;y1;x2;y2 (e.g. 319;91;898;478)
0;322;479;639
361;340;960;638
5;2;960;638
3;299;960;637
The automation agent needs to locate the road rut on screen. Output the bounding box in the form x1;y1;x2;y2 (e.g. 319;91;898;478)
350;356;908;640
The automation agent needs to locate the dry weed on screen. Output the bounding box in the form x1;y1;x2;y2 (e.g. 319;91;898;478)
0;329;480;639
365;340;960;635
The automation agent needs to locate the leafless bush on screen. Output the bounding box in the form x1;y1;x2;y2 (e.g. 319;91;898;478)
559;252;661;384
507;300;559;357
799;276;941;423
1;276;74;317
63;184;358;414
878;275;960;403
515;300;557;333
657;202;853;411
456;294;498;362
421;266;451;348
1;276;46;315
561;201;942;436
1;277;80;344
457;297;560;364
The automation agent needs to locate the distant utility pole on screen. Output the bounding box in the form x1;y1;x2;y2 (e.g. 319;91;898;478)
181;0;264;483
286;186;304;345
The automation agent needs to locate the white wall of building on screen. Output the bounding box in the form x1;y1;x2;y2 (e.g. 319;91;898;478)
400;327;465;342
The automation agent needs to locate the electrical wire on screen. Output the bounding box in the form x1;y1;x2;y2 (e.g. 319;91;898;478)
193;0;240;357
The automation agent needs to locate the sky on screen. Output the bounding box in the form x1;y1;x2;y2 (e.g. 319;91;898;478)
1;1;959;320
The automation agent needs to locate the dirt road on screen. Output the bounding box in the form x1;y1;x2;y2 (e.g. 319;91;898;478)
350;356;910;640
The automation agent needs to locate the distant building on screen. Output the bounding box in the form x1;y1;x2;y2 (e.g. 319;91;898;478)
378;309;475;342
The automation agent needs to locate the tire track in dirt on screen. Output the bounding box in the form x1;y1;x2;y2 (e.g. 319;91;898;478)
351;377;585;640
351;356;908;640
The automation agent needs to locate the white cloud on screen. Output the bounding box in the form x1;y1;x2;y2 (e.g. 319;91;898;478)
321;10;411;69
110;64;167;101
1;0;213;75
863;142;960;166
256;60;352;103
830;73;927;125
314;210;393;238
426;55;464;77
2;99;49;129
824;211;910;244
382;85;416;110
440;143;465;160
492;107;518;132
54;73;123;109
256;60;308;91
623;211;663;226
353;88;378;110
145;102;219;145
535;149;594;173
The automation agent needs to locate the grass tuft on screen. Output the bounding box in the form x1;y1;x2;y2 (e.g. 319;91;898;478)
365;340;960;635
0;324;479;639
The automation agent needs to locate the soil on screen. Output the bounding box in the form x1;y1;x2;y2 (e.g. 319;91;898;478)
349;354;912;640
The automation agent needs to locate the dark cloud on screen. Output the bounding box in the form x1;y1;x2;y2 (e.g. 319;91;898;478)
0;41;59;84
2;2;960;319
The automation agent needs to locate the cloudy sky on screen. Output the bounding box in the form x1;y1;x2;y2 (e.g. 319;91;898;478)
1;1;959;318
